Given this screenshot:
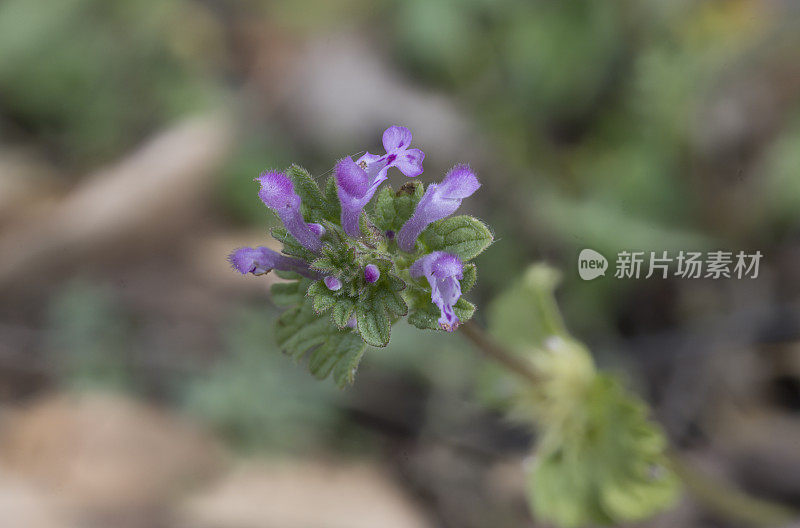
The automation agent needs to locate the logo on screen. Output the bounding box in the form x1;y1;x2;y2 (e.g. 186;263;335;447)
578;248;608;281
576;248;762;280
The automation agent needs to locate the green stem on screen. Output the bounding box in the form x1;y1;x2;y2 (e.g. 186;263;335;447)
460;320;541;385
459;320;798;527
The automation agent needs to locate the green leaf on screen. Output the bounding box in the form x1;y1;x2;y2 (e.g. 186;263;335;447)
393;181;424;226
275;302;367;388
307;331;367;387
356;290;391;347
323;175;341;222
310;256;337;273
271;227;315;261
270;279;310;307
461;262;477;293
421;215;493;261
488;264;568;350
371;181;424;232
372;186;396;232
287;164;326;223
407;285;475;331
306;280;338;314
527;375;679;527
331;298;356;328
376;284;408;317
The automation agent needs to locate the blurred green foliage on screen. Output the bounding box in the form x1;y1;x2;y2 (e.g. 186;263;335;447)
385;0;800;335
486;265;679;526
47;280;132;391
182;306;346;453
0;0;222;167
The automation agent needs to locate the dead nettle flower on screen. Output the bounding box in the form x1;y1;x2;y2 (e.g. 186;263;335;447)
410;251;464;332
227;124;492;384
397;164;481;252
336;126;424;237
257;170;324;252
357;125;425;180
228;246;319;278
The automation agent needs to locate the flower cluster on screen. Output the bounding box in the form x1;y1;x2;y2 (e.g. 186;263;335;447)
228;126;491;384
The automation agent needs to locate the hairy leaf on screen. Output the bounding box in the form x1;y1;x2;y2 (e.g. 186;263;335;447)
306;280;338;314
287;164;326;223
356;289;391;347
275;302;367;388
421;215;493;261
461;262;477;293
527;375;679;527
270;279;310;307
372;182;424;232
271;227;316;261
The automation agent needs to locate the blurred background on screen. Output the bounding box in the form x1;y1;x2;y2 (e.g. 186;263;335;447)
1;0;799;526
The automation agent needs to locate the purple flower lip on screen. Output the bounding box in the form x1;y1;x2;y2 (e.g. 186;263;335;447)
324;276;342;291
397;164;480;252
356;126;425;180
228;246;319;279
256;170;323;252
410;251;464;332
364;264;380;284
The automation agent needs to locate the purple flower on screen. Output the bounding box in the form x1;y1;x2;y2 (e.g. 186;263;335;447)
324;276;342;291
410;252;464;332
228;246;319;279
335;126;425;238
335;157;385;237
357;125;425;180
256;170;323;252
397;165;480;252
364;264;380;284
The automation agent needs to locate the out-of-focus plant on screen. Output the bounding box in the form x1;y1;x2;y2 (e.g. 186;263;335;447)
0;0;222;167
182;306;344;453
386;0;800;336
481;265;678;526
226;127;680;526
47;280;132;391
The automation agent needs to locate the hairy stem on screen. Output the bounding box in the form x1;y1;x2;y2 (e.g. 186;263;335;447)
459;320;541;384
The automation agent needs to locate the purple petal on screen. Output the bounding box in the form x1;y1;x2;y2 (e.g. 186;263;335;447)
256;171;322;252
335;157;370;198
397;166;480;252
356;152;382;166
227;246;319;278
256;170;300;210
439;164;480;199
336;156;387;237
394;148;425;177
409;252;464;332
364;264;380;284
382;126;413;152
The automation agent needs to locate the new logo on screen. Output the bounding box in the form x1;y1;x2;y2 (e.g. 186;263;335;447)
578;248;608;281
